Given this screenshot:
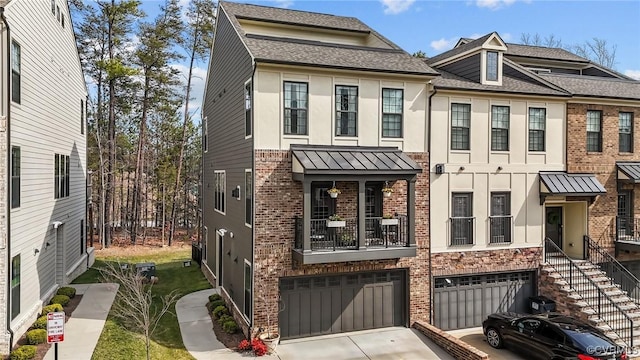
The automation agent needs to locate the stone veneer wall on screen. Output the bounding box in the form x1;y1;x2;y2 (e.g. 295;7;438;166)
431;247;542;277
253;150;430;335
566;103;640;256
413;321;489;360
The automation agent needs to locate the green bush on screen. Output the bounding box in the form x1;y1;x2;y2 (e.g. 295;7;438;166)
210;299;225;310
10;345;37;360
41;304;64;316
218;314;233;325
222;319;239;334
26;329;47;345
208;293;222;302
30;316;47;330
57;286;76;299
50;295;70;306
212;305;228;319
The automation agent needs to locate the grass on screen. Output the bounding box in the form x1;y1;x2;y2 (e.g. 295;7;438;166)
72;247;212;360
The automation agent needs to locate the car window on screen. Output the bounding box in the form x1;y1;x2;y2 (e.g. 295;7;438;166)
516;319;541;333
537;325;565;343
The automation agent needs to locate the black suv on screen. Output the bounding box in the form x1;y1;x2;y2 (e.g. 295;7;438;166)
482;312;628;360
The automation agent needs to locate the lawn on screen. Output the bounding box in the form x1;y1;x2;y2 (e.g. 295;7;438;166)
73;247;211;360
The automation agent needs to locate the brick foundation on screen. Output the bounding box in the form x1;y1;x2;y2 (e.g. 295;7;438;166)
412;320;489;360
253;150;430;335
431;247;542;277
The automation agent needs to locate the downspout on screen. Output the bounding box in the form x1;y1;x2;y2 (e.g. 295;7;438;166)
0;5;13;347
249;61;256;335
427;82;437;324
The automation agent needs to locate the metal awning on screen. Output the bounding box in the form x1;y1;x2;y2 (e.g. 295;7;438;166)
617;162;640;183
539;172;606;204
291;144;421;179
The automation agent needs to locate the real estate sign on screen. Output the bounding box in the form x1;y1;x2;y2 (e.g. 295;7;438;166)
47;312;65;343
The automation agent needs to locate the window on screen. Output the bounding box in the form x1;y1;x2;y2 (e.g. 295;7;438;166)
245;170;252;226
81;99;85;135
312;183;335;220
382;88;403;138
284;81;308;135
587;110;602;152
486;51;498;81
11;41;20;104
214;171;225;213
620;112;633;153
55;154;70;199
491;105;510;151
80;220;85;255
11;146;20;208
490;192;511;244
203;117;208;152
451;103;471;150
61;13;65;28
243;260;252;319
528;108;546;151
245;80;252;137
56;5;60;21
335;85;358;137
451;193;473;246
51;0;55;15
11;254;20;320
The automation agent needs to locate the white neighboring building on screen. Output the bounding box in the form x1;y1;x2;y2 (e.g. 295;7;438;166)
0;0;88;354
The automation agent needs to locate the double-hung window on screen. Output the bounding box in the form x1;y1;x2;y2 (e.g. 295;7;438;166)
486;51;498;81
451;193;473;246
382;88;403;138
284;81;308;135
335;85;357;136
451;103;470;150
491;106;510;151
245;80;252;137
11;41;20;104
243;260;252;319
54;153;70;199
214;171;225;213
620;112;633;153
11;146;20;208
528;108;546;151
587;110;602;152
490;192;511;244
203;117;208;152
11;255;20;320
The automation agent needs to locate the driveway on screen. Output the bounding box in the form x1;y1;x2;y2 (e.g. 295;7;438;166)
276;327;455;360
447;327;528;360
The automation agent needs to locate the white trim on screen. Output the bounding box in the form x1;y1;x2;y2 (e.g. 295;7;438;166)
203;226;208;261
526;106;547;153
380;87;405;140
244;78;253;139
243;259;252;322
203;116;208;153
214;170;226;215
245;169;252;228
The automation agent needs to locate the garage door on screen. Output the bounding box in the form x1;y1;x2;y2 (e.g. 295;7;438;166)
279;270;406;339
433;271;535;330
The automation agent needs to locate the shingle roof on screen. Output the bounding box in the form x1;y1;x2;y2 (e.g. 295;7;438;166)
505;43;589;63
426;33;493;65
221;1;438;75
432;68;568;96
539;73;640;100
539;172;606;196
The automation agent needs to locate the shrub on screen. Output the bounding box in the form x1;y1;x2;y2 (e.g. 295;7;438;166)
222;320;239;334
237;339;251;351
208;293;222;303
50;295;70;306
218;314;233;325
252;339;267;356
10;345;37;360
26;329;47;345
57;286;76;299
30;316;47;330
212;305;228;319
209;299;225;310
41;304;63;316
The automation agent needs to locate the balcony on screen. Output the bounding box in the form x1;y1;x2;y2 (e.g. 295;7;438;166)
489;215;513;244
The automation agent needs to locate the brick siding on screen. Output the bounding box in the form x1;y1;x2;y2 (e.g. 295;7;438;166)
253;150;430;336
431;247;542;277
412;320;489;360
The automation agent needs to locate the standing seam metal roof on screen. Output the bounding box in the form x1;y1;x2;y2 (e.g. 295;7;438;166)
539;172;606;195
617;162;640;182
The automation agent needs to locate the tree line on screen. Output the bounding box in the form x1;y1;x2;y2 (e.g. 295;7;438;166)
70;0;216;247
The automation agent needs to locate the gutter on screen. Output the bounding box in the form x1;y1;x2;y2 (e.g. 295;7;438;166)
427;83;437;324
0;5;13;347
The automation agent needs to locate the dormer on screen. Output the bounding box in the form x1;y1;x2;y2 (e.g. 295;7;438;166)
479;33;507;86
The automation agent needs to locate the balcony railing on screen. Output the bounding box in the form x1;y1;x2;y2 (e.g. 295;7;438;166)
294;215;408;251
489;215;512;244
616;216;640;242
450;217;475;246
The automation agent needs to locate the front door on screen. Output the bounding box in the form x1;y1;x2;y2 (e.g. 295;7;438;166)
545;207;563;249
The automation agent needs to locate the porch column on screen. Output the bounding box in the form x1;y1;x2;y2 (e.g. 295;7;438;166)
358;180;366;249
303;180;311;252
407;177;416;247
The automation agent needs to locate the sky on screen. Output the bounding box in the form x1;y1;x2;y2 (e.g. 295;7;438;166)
139;0;640;121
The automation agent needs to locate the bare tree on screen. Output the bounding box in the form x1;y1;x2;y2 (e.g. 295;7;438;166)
520;32;562;48
573;38;617;69
100;262;181;360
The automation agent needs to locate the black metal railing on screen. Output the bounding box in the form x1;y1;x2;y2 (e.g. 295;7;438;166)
450;217;475;246
293;215;408;251
191;241;202;265
584;235;640;302
489;215;512;244
545;238;634;347
616;216;640;242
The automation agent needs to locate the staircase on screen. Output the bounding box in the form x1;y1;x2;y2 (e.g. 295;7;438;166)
542;238;640;350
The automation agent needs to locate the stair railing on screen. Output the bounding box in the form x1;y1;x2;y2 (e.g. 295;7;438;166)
584;235;640;304
545;238;634;347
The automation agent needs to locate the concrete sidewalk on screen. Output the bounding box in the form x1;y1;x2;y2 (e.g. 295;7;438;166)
43;283;119;360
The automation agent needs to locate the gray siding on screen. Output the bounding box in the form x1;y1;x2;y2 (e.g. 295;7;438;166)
504;63;540;83
582;67;616;78
441;54;480;83
202;7;254;313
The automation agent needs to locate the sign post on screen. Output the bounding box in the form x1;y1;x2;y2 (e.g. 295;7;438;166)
47;312;65;360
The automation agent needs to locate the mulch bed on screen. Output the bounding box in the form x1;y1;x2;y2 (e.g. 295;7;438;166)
206;303;247;350
9;294;83;360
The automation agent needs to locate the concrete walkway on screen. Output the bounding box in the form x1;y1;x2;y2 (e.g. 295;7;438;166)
43;283;119;360
177;288;453;360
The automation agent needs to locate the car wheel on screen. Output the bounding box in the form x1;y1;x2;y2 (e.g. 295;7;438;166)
486;327;504;349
